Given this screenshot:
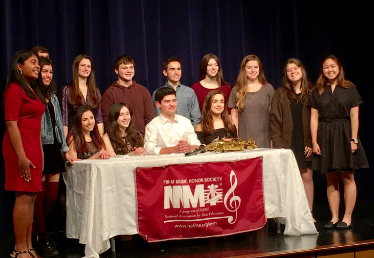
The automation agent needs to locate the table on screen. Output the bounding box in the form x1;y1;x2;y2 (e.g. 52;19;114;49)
64;148;318;258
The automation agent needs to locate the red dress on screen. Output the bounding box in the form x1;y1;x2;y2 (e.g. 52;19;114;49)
3;82;45;192
191;81;232;114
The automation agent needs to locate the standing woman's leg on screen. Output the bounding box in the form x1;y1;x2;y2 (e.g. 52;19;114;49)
44;173;60;218
340;171;356;226
301;167;314;212
33;176;46;234
13;192;37;257
326;171;340;223
42;173;61;257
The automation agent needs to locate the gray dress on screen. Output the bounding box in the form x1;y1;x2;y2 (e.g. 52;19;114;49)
228;83;275;148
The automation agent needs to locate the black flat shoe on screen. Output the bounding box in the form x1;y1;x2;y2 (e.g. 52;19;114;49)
324;221;338;229
336;221;352;229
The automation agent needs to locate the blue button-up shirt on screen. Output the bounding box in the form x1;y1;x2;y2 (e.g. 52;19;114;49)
152;82;201;128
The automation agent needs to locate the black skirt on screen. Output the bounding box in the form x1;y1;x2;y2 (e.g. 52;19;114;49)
43;141;65;174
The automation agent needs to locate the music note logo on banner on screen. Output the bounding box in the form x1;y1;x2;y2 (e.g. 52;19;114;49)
224;170;241;224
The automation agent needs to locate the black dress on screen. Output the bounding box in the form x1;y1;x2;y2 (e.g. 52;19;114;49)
309;85;368;174
290;94;310;169
77;141;98;159
196;127;237;145
43;102;65;174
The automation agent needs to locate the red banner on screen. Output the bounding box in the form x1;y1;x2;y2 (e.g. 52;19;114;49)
136;158;266;242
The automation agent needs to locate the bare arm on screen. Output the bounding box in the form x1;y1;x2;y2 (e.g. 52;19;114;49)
67;140;78;160
231;108;239;136
310;108;320;155
350;106;359;153
102;133;116;157
159;141;197;154
97;123;104;137
63;126;68;138
87;148;110;159
6;121;35;181
159;146;178;154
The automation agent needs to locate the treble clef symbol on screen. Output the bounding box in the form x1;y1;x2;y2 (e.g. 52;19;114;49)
224;170;241;224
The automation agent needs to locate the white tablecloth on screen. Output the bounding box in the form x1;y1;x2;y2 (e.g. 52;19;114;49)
64;148;318;258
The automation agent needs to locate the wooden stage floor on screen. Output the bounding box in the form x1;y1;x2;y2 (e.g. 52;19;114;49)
1;201;374;258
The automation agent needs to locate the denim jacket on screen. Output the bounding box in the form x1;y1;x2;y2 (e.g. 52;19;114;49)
41;94;69;153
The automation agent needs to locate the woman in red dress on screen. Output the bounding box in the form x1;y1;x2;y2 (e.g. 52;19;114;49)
3;50;45;257
191;54;232;114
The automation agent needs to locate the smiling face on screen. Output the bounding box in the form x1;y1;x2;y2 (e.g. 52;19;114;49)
81;110;95;134
286;63;302;84
206;58;219;78
17;54;40;83
78;58;92;79
163;61;182;85
40;64;53;86
156;94;177;117
115;63;135;82
117;106;131;129
210;94;225;116
323;58;340;84
245;60;260;81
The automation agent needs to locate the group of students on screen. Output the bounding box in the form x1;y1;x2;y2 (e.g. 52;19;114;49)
2;46;369;258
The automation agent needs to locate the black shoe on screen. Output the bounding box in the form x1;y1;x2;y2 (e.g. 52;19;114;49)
34;233;61;257
44;235;60;257
324;221;338;229
336;221;352;229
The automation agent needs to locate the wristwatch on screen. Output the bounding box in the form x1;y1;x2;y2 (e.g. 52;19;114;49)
350;138;359;144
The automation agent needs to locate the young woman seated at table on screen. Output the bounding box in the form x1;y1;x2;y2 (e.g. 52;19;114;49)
102;102;145;156
195;90;237;145
67;105;110;159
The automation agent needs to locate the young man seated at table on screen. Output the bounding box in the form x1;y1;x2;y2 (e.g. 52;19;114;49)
144;87;201;154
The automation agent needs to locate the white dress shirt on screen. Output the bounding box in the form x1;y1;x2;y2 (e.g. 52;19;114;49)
144;114;201;154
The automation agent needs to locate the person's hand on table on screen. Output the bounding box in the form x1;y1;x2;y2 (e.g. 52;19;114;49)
130;147;145;155
176;140;190;153
98;149;110;159
64;151;81;165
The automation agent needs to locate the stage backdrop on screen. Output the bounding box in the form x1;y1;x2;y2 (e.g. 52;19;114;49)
1;0;373;235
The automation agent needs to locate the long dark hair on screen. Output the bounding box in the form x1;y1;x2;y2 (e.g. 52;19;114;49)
106;102;143;155
5;50;44;101
35;57;57;103
68;54;100;108
201;90;235;135
199;54;229;86
281;58;314;103
67;105;104;154
316;55;355;95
